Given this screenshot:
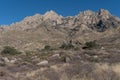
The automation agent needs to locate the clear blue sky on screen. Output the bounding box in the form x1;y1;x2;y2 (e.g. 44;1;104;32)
0;0;120;25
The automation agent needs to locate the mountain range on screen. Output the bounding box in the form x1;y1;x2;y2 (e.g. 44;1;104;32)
0;9;120;51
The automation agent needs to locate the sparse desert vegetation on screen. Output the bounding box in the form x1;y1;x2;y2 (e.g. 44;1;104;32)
1;46;21;55
0;44;120;80
0;9;120;80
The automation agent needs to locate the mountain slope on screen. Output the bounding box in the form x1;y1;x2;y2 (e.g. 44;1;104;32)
1;9;120;80
0;9;120;51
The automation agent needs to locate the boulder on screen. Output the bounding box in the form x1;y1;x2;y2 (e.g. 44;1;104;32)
2;57;10;63
37;60;48;66
51;54;60;58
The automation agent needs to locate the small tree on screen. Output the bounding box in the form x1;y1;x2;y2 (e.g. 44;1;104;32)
1;46;21;55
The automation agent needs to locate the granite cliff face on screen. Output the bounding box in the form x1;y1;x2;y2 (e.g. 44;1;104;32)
0;9;120;51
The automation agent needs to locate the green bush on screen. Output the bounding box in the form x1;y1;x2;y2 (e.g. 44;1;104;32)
1;46;21;55
83;41;98;49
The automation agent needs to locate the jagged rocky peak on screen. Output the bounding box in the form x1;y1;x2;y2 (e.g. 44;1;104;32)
44;10;61;18
75;10;97;26
43;10;63;24
22;10;63;24
8;14;44;30
77;9;110;17
77;10;97;21
22;14;43;23
0;9;120;32
78;10;96;16
97;9;111;20
98;9;110;16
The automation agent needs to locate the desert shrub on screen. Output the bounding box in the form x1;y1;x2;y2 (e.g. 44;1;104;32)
64;63;120;80
0;71;5;77
65;63;95;79
44;45;51;50
93;68;120;80
1;46;21;55
83;40;99;49
25;50;31;55
43;69;60;80
25;50;34;55
60;42;74;50
41;45;52;51
24;50;33;59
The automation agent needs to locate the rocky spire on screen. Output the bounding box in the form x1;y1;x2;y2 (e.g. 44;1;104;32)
43;10;63;24
78;10;95;16
98;9;110;15
97;9;111;20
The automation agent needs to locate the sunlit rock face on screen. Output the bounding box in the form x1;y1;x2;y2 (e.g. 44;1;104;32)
43;10;63;24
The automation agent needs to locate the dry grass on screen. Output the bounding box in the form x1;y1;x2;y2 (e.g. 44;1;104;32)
1;61;120;80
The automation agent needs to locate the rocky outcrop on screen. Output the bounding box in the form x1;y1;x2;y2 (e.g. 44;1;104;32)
43;10;63;24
